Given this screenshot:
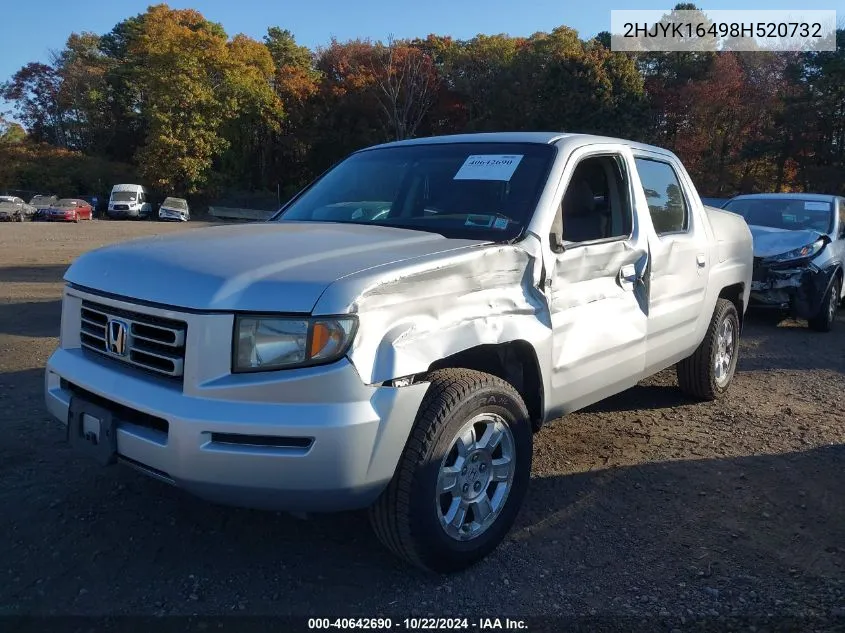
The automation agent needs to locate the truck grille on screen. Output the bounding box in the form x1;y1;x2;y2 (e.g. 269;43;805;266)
113;204;129;211
79;300;187;379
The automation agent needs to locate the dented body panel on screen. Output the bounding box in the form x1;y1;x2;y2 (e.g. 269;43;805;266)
45;131;754;513
315;238;551;388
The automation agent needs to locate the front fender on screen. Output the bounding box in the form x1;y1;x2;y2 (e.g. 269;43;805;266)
316;243;553;387
794;263;840;318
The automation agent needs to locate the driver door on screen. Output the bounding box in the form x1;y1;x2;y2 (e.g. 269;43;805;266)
546;146;650;414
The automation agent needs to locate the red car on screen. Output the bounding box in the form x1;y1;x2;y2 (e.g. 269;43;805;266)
44;198;94;223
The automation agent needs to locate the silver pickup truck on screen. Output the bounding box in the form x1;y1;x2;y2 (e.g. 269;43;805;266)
45;132;753;572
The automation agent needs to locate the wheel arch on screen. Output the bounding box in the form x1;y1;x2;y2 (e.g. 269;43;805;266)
424;341;545;432
717;282;746;330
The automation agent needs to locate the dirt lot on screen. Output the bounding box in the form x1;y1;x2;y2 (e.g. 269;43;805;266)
1;221;844;628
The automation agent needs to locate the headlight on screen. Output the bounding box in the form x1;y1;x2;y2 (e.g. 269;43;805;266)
767;239;825;263
233;315;357;372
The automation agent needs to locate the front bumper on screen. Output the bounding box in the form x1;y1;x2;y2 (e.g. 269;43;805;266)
108;208;140;218
750;259;834;319
44;289;429;512
159;210;187;221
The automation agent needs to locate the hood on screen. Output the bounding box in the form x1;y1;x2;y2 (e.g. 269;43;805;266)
65;222;490;313
748;224;825;259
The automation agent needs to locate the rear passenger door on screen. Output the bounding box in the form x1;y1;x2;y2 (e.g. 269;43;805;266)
631;152;710;375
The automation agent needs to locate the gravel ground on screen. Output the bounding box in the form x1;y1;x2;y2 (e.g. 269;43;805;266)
0;220;844;631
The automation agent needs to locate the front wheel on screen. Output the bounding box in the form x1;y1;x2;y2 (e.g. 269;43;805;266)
369;368;533;573
808;277;840;332
676;298;740;401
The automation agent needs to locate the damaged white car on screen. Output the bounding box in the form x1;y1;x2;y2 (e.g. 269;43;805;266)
45;132;753;572
722;193;845;332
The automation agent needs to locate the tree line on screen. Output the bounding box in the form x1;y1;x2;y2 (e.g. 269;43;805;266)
2;3;844;207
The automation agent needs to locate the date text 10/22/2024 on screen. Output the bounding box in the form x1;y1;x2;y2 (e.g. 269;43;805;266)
307;618;529;631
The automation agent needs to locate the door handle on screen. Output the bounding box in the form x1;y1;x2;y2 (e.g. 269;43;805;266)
620;263;639;283
696;254;706;267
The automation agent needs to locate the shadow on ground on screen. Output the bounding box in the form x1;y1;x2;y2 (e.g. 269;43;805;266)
0;358;841;618
586;311;845;416
0;300;61;338
0;264;68;284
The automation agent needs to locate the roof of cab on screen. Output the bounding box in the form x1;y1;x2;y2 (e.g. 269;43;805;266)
363;131;673;155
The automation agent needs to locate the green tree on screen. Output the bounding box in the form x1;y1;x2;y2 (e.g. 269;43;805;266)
130;4;281;195
0;116;26;144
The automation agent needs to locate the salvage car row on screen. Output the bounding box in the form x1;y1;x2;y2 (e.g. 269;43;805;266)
0;195;94;222
0;186;191;223
106;184;191;222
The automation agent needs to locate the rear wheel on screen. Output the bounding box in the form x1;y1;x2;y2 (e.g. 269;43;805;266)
808;277;840;332
369;368;532;573
676;298;740;401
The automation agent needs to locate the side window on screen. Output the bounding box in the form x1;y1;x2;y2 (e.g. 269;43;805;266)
558;154;633;244
633;157;689;235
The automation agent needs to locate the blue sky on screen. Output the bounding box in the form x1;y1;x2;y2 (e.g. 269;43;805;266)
1;0;842;122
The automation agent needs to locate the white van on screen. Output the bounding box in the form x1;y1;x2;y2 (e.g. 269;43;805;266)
107;184;153;220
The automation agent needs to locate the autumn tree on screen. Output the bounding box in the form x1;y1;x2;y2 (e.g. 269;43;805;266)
311;39;384;165
1;63;66;146
263;27;321;195
371;35;439;141
52;32;115;154
796;29;845;193
130;4;281;195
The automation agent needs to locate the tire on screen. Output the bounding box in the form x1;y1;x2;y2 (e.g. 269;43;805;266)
369;368;533;573
808;277;840;333
676;298;740;401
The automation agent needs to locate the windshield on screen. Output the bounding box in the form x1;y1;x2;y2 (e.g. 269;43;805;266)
162;197;188;209
55;199;79;207
274;142;556;240
111;191;137;202
31;196;55;206
724;198;834;233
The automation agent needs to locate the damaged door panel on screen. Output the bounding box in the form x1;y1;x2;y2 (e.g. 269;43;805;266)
546;146;650;414
549;239;648;413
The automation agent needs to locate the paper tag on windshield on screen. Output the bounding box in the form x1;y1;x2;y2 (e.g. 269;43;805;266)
493;217;509;230
454;155;523;181
804;201;829;211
